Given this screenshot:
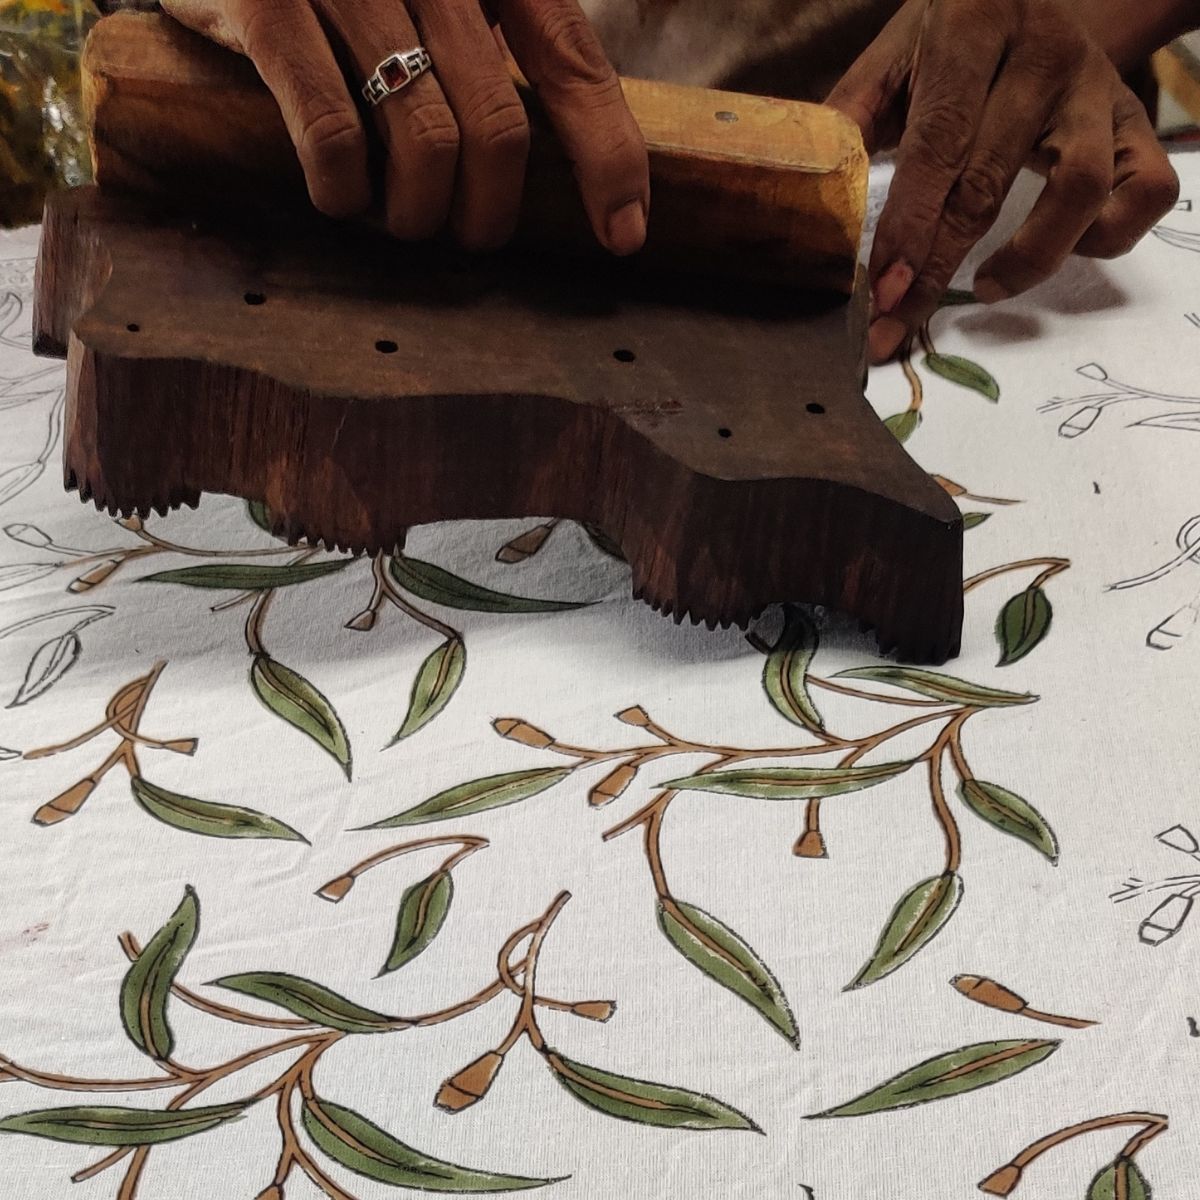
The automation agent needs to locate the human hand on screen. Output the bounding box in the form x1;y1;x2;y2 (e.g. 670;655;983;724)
160;0;650;253
827;0;1179;363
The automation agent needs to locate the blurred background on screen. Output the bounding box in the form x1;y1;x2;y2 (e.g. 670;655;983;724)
2;0;1199;229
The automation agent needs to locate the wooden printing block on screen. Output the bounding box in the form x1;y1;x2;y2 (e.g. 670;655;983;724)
33;13;963;662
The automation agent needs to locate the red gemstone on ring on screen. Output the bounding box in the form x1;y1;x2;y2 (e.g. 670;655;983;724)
379;56;409;90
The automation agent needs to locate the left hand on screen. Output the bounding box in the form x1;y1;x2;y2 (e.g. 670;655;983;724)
827;0;1180;363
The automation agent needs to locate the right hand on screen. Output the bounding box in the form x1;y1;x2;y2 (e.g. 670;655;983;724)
160;0;650;254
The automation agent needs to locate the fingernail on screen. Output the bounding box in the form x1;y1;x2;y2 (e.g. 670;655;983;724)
873;260;914;315
973;276;1012;304
869;317;907;364
605;200;647;256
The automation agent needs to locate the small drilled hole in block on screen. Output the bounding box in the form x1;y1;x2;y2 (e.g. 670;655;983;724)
718;427;733;439
244;292;266;306
715;110;739;122
126;323;140;333
613;348;636;363
376;340;399;354
806;402;825;414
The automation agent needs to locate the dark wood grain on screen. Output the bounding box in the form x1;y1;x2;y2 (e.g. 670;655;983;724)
35;188;963;661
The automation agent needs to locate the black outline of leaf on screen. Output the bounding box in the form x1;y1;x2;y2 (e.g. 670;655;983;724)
139;560;352;590
361;767;572;829
0;1102;249;1146
762;605;822;730
924;352;1000;402
380;870;453;976
250;654;352;779
996;585;1052;666
7;629;80;707
389;637;465;745
131;777;308;843
389;555;587;614
211;972;400;1033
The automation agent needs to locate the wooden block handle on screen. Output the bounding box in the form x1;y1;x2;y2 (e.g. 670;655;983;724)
82;12;867;292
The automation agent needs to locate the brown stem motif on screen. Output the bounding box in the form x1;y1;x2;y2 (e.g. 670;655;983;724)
0;889;655;1200
22;662;196;825
951;975;1098;1029
979;1112;1168;1196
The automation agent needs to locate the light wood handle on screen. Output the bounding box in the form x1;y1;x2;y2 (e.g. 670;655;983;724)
83;12;867;292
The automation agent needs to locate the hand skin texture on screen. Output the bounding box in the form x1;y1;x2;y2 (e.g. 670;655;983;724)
161;0;650;255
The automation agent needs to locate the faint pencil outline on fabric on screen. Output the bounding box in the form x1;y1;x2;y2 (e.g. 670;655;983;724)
1110;825;1200;945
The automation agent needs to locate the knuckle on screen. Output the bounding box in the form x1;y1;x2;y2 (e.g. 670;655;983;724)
235;0;294;54
406;99;462;161
459;89;531;157
535;8;614;87
947;153;1010;230
906;104;977;175
298;106;363;168
1055;159;1111;210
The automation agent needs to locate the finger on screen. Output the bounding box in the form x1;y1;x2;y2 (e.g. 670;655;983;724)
973;89;1113;301
409;0;530;250
1075;90;1179;259
870;46;1066;362
495;0;649;255
321;0;460;240
867;0;1007;300
825;0;924;154
196;0;370;218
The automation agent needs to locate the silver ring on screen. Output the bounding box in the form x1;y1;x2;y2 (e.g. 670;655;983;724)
363;48;432;106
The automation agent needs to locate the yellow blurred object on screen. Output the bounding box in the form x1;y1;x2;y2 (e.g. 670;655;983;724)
0;0;100;226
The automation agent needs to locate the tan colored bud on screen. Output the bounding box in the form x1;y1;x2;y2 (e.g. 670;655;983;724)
118;515;144;532
254;1186;284;1200
932;475;967;497
951;975;1025;1014
589;764;636;807
615;706;651;727
344;608;377;632
34;778;97;825
436;1051;504;1112
316;875;355;903
793;830;827;858
497;524;553;564
571;1000;616;1023
68;558;123;592
977;1164;1021;1196
163;738;198;756
492;719;554;749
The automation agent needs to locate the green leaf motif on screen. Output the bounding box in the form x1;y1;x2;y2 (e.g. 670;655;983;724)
548;1053;758;1132
139;560;351;590
959;779;1057;862
924;352;1000;402
836;666;1036;707
996;585;1053;666
119;887;198;1060
582;523;625;561
663;761;910;801
302;1097;558;1192
810;1039;1058;1117
848;872;962;989
246;500;273;532
963;511;990;530
382;871;453;976
885;410;920;443
131;777;307;843
212;972;400;1034
658;900;798;1048
363;768;571;829
390;638;465;745
250;654;351;779
0;1102;248;1146
762;605;822;730
1088;1158;1151;1200
389;556;585;614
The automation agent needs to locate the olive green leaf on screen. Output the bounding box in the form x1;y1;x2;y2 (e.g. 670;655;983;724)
139;560;351;590
658;900;798;1048
662;761;911;801
250;654;351;779
381;871;453;976
389;556;585;613
582;523;625;561
361;767;572;829
963;511;990;530
0;1102;249;1146
847;872;963;989
302;1096;560;1192
835;666;1036;707
547;1052;758;1132
884;410;920;443
810;1039;1058;1117
389;638;465;745
212;972;401;1034
996;585;1052;666
119;886;198;1060
958;779;1057;863
131;777;307;843
762;605;822;730
923;352;999;402
246;499;277;533
1087;1158;1151;1200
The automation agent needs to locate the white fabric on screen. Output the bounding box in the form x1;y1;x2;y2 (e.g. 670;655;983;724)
0;156;1198;1199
